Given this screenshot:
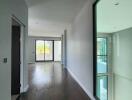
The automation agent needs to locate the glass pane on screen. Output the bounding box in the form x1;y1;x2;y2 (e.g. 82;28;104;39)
44;41;53;60
54;41;61;61
97;76;108;100
97;56;107;73
97;38;107;55
36;40;44;61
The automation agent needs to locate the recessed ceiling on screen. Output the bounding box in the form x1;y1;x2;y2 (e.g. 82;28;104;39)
25;0;88;37
97;0;132;33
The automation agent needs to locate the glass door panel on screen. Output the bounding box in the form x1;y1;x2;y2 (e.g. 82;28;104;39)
54;41;61;61
36;40;44;61
97;56;107;73
97;38;107;55
97;75;108;100
96;37;108;100
44;41;53;61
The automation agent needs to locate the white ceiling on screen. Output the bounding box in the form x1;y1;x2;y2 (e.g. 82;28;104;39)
97;0;132;33
25;0;88;37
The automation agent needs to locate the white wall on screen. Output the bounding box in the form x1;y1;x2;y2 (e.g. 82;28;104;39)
28;37;35;63
113;28;132;100
28;36;61;63
0;0;28;100
66;0;95;99
61;31;67;66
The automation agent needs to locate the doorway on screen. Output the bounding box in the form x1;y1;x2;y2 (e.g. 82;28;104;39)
11;19;21;95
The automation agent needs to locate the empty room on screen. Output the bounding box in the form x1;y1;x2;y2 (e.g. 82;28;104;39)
0;0;132;100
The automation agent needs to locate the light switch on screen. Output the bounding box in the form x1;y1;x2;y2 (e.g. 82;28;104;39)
3;58;7;63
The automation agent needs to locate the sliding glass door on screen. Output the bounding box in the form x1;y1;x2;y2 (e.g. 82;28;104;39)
36;40;45;61
36;40;53;61
44;41;53;61
96;38;108;100
54;41;61;61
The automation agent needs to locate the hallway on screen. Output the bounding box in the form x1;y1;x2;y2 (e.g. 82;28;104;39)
20;62;90;100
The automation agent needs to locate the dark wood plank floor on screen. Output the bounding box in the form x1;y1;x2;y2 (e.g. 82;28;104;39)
20;62;91;100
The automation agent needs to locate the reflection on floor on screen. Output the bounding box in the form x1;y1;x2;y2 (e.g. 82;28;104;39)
11;94;19;100
20;62;90;100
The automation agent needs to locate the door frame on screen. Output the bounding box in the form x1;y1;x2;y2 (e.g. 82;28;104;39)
12;15;25;93
93;0;100;99
35;40;54;62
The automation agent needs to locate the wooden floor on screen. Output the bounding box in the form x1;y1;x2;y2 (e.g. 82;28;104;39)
12;94;19;100
20;62;91;100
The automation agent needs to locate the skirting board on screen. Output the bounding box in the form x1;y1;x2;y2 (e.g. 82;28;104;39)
23;85;29;93
67;68;95;100
28;62;35;64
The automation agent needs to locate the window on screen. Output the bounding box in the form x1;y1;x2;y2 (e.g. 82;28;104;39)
96;38;108;100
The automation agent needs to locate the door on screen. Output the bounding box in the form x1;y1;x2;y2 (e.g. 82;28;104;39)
11;26;21;95
36;40;45;61
44;41;53;61
35;40;53;61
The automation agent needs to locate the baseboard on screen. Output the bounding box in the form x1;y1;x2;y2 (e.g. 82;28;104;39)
23;85;29;93
67;68;95;100
28;62;35;64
